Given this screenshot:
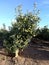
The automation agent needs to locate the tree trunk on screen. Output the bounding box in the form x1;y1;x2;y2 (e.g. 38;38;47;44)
15;49;19;57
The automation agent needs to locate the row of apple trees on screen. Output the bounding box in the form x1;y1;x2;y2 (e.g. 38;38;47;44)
35;26;49;41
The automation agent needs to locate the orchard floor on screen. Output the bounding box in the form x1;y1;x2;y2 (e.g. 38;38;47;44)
0;39;49;65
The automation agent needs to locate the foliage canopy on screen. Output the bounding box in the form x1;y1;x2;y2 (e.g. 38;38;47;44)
0;4;40;53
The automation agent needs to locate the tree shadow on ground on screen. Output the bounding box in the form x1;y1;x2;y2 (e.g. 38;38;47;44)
0;51;15;57
19;45;49;60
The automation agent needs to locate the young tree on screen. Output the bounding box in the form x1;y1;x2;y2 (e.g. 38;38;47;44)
4;3;40;57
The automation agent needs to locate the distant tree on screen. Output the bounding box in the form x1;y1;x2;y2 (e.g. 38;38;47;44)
36;26;49;40
0;24;9;47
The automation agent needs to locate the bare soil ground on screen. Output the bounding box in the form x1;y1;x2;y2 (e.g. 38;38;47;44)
0;38;49;65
